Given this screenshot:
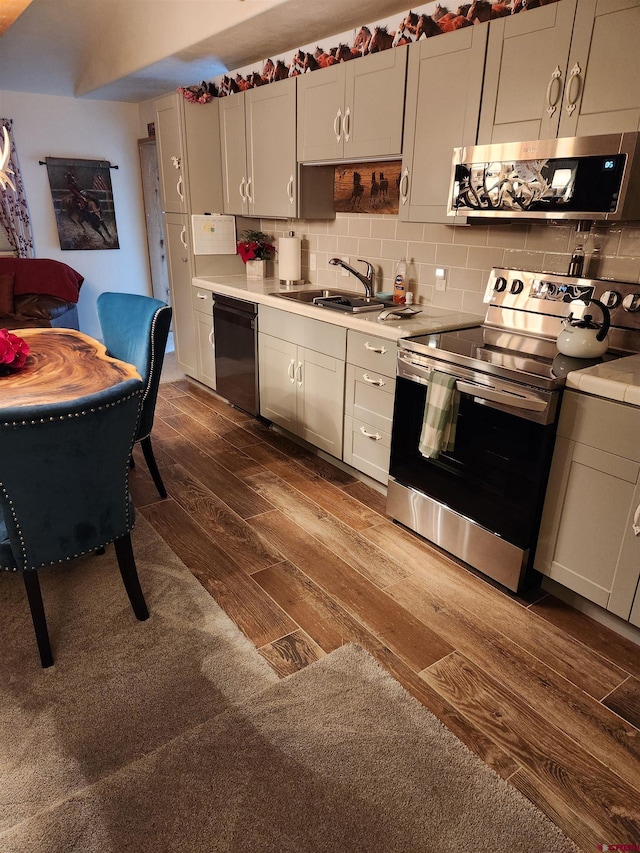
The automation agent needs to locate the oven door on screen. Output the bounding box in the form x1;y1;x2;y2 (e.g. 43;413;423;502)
388;352;559;559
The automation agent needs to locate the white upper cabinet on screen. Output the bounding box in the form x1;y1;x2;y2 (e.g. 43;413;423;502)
479;0;579;143
156;94;188;213
558;0;640;137
296;47;408;163
219;78;297;219
399;24;488;224
155;93;224;215
479;0;640;144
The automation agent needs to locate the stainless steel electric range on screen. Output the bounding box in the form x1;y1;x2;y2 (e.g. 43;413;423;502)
387;267;640;593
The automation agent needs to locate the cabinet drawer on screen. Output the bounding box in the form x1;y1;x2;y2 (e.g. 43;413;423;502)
558;390;640;462
343;414;391;485
259;305;346;359
191;286;214;315
347;330;396;377
345;364;395;432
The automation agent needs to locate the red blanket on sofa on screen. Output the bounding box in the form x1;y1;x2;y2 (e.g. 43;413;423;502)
0;258;83;303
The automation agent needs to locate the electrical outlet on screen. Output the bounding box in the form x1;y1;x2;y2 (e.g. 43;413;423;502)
310;253;317;271
435;267;447;292
341;256;350;277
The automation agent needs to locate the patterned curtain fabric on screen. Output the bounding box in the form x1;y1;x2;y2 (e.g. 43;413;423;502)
0;118;35;259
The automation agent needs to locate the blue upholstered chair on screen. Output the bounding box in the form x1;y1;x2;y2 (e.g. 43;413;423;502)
0;378;148;668
97;293;172;498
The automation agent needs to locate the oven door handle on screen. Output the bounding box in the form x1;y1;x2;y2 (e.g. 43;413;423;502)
455;380;547;412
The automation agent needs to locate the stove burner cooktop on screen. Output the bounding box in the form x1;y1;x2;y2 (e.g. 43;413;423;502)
399;268;640;390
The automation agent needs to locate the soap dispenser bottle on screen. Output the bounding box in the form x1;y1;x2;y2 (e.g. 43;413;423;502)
393;258;407;304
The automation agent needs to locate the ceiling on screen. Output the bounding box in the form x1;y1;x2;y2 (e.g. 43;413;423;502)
0;0;417;103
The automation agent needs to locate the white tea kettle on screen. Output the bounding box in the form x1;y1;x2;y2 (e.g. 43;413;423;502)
556;298;610;359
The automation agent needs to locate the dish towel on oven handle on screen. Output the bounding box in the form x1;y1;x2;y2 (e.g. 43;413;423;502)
418;370;460;459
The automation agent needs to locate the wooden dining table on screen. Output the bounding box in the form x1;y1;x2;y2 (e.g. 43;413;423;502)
0;328;141;408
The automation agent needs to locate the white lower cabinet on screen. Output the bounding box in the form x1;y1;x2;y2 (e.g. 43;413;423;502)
535;390;640;626
191;286;216;390
258;306;346;458
343;330;396;484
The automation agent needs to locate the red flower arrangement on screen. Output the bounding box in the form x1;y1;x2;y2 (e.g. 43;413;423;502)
237;230;275;263
0;329;30;371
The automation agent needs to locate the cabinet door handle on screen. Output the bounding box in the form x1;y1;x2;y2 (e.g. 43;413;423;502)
545;65;562;117
360;426;382;441
399;167;409;205
239;177;246;202
632;504;640;536
564;62;582;116
296;361;303;385
334;108;342;143
342;106;351;143
288;358;296;382
180;226;187;249
246;176;253;203
208;330;214;346
196;291;207;300
287;174;294;204
363;373;385;387
364;341;388;354
176;175;184;203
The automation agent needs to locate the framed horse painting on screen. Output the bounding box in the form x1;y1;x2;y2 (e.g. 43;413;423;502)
45;157;120;250
334;161;401;215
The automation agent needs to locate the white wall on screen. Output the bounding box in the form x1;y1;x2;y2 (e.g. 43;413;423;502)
0;90;151;339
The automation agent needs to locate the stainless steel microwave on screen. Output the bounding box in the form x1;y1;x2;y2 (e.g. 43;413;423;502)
448;133;640;221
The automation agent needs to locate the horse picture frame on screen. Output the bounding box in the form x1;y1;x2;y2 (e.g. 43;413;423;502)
45;157;120;251
334;161;402;215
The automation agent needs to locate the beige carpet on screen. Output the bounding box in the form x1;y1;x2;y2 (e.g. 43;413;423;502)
0;518;578;852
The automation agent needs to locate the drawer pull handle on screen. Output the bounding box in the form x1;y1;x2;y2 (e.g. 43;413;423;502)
363;373;385;387
196;292;207;300
334;108;342;143
360;427;382;441
564;63;582;116
342;106;351;143
545;65;562;117
633;504;640;536
364;342;387;354
176;175;184;203
399;167;409;205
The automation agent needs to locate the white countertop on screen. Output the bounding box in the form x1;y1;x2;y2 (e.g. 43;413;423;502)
565;353;640;406
192;275;483;342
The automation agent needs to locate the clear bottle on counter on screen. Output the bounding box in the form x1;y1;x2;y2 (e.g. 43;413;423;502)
393;258;407;304
567;244;585;277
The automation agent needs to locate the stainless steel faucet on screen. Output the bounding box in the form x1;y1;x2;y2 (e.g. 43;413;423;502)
329;258;375;299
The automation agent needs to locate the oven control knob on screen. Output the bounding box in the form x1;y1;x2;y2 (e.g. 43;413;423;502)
601;290;621;309
510;278;524;295
494;276;508;293
622;293;640;313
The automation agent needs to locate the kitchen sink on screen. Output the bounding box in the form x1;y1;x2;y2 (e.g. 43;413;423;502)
270;289;384;313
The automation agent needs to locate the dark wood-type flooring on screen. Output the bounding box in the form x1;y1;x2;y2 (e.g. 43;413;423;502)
131;377;640;852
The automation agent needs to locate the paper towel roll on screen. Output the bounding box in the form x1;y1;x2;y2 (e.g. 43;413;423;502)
278;235;302;283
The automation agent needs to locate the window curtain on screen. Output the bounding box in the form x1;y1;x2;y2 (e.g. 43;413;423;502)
0;118;35;258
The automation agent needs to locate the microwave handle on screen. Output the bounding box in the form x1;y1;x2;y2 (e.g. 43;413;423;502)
455;380;546;412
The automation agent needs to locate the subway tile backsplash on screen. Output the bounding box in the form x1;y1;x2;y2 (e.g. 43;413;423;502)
261;215;640;312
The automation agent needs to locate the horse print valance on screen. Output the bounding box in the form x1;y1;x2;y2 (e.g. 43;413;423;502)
45;157;119;251
177;0;561;101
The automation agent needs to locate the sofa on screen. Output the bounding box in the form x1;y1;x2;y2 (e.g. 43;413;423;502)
0;258;83;331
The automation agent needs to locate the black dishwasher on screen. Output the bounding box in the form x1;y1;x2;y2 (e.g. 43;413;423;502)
212;293;258;416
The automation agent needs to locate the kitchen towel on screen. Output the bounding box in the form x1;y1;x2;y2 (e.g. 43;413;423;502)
419;370;460;459
278;235;302;282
